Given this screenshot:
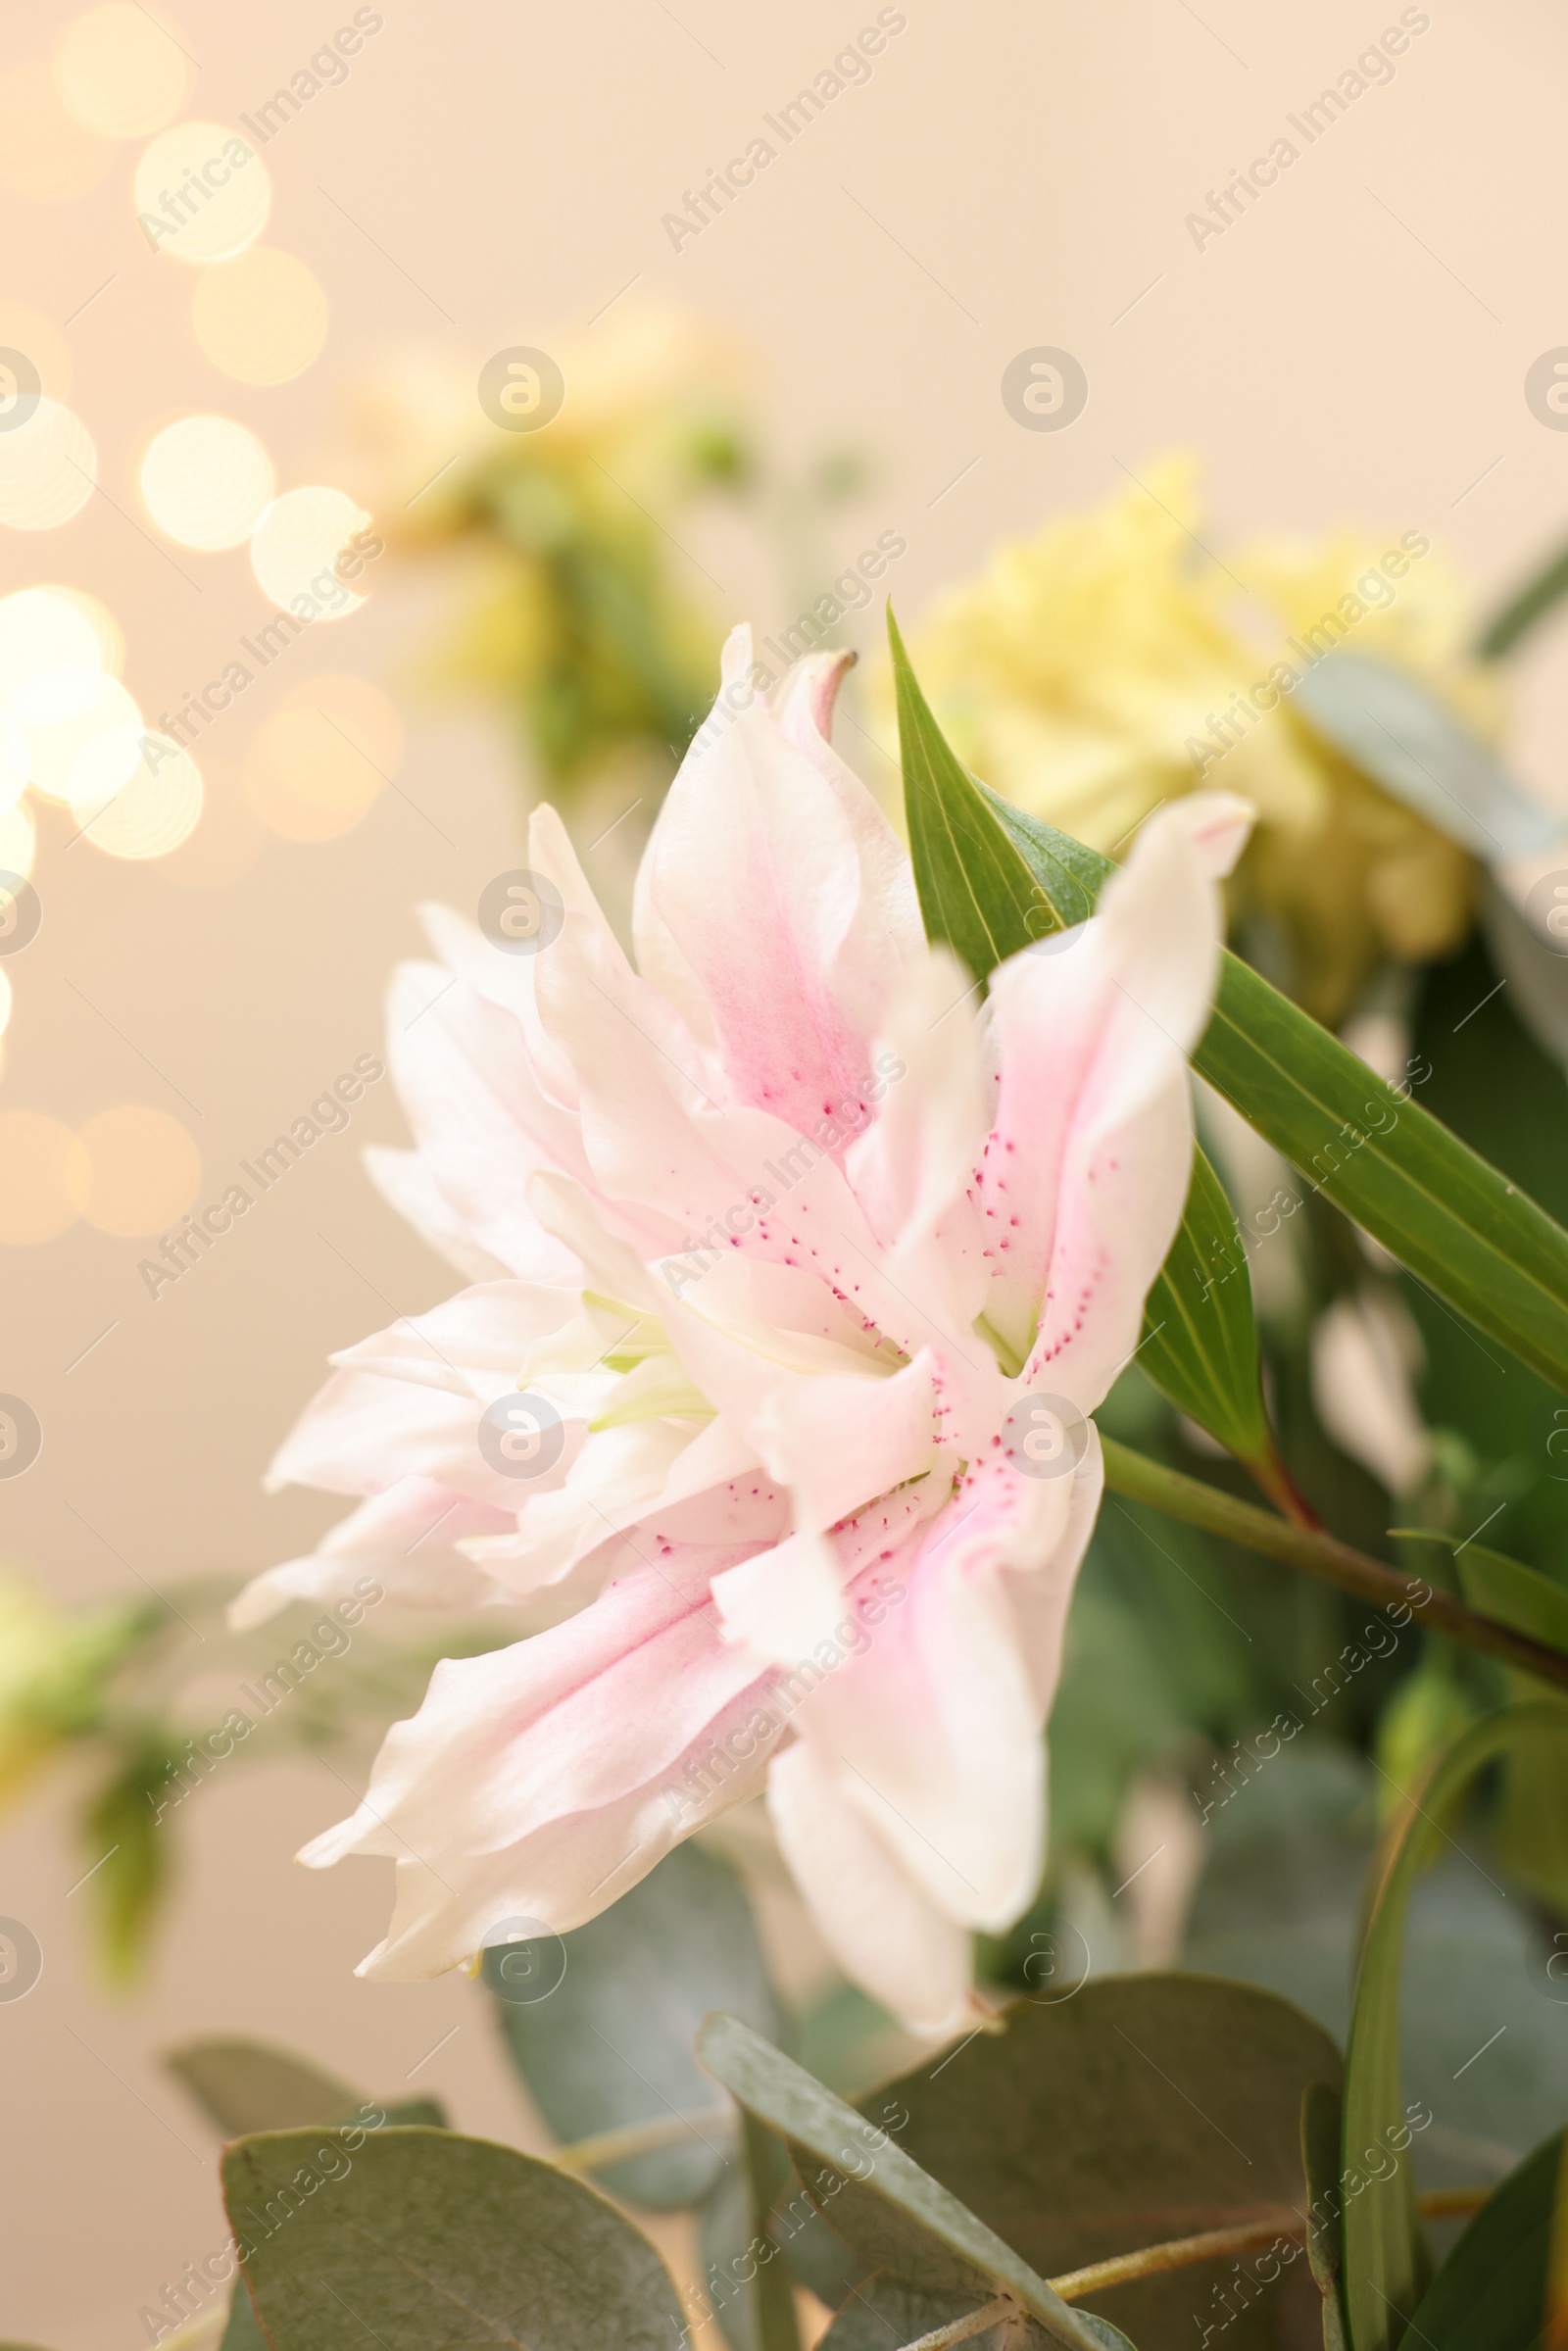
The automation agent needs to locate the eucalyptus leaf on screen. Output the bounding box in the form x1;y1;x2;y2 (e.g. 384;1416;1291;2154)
1402;2131;1560;2349
813;2278;1123;2351
1289;652;1561;861
1478;877;1568;1077
850;1977;1339;2349
815;2277;1013;2349
696;2113;803;2351
1342;1702;1568;2351
886;612;1568;1401
218;2282;265;2351
485;1839;774;2208
696;2012;1107;2349
221;2125;685;2351
165;2037;368;2136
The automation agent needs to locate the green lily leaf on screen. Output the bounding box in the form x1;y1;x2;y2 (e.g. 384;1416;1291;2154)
485;1839;775;2209
1478;529;1568;660
1402;2131;1560;2349
889;609;1269;1470
1137;1142;1270;1469
1342;1702;1568;2351
1387;1524;1568;1669
221;2125;685;2350
1290;653;1560;861
1456;1546;1568;1659
1301;2082;1350;2351
886;611;1568;1397
696;2012;1109;2349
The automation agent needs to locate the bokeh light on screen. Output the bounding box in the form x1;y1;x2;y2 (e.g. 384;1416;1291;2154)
16;666;143;802
0;61;115;201
133;122;270;265
0;711;27;815
55;5;192;138
0;300;71;403
0;586;121;696
192;249;329;385
157;759;264;889
0;399;97;529
250;487;372;615
140;415;274;550
67;1104;201;1238
244;674;404;842
72;732;203;859
0;1110;78;1245
0;968;12;1038
0;802;37;881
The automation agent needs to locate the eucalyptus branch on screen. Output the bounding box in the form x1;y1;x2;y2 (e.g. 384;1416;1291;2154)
1048;2212;1302;2300
549;2106;733;2174
1040;2183;1494;2307
896;2298;1015;2351
1100;1437;1568;1694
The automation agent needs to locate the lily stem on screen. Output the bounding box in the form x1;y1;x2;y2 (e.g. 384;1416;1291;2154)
1100;1437;1568;1695
1247;1439;1321;1532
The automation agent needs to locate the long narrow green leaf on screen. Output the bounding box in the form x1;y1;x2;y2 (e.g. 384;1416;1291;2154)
886;612;1568;1396
1401;2131;1559;2350
1138;1144;1268;1467
1198;956;1568;1394
1478;531;1568;660
1301;2083;1350;2351
889;611;1269;1465
1342;1702;1568;2351
1454;1544;1568;1658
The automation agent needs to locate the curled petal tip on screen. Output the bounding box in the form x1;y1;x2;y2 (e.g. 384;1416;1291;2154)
1170;790;1257;879
775;647;858;746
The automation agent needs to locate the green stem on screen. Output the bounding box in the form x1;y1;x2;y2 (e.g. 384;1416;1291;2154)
1044;2188;1492;2305
550;2106;732;2174
896;2299;1014;2351
1049;2213;1300;2300
1100;1436;1568;1694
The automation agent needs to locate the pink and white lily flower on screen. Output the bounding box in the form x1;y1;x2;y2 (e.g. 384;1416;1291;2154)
237;626;1250;2035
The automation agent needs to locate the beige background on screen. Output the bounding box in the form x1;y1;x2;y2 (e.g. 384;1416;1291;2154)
4;0;1568;2339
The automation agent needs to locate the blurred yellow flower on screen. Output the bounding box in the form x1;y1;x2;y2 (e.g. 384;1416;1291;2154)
348;310;750;794
899;460;1500;1018
0;1574;151;1804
